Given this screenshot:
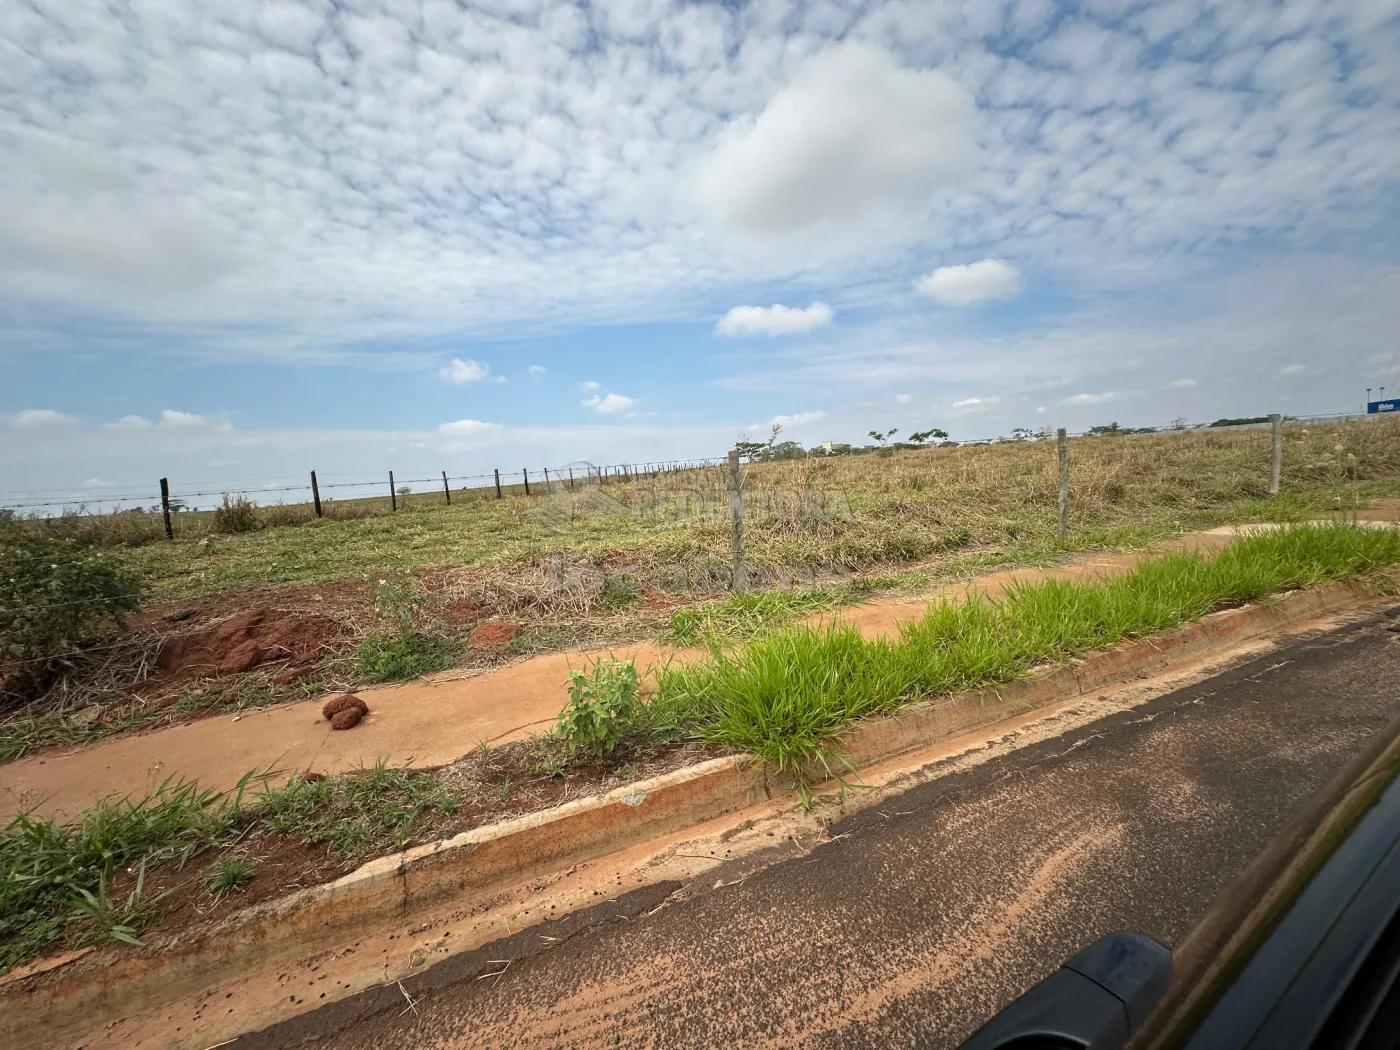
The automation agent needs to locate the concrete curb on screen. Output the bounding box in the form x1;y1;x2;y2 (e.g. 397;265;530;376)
0;581;1377;1045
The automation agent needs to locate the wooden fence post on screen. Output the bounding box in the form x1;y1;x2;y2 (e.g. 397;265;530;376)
1269;413;1283;497
523;468;530;496
494;469;502;499
1057;429;1069;541
728;449;746;593
310;471;322;518
441;470;451;505
568;467;575;490
389;471;397;512
159;477;173;540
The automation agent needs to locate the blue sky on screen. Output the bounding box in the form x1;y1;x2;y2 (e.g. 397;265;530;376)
3;0;1400;507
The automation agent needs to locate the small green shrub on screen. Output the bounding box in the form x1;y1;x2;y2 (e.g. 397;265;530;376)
354;578;457;682
67;859;172;947
0;519;141;702
203;857;254;900
556;659;647;758
598;573;642;610
213;494;261;534
355;631;456;682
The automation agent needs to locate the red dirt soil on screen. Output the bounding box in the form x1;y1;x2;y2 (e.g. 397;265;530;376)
321;694;368;720
468;622;517;647
330;708;362;730
156;608;345;682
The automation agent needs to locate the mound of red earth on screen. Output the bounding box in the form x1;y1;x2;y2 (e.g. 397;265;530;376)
321;693;367;721
156;608;344;682
468;622;517;648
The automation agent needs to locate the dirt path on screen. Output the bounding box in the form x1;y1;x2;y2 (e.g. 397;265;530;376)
3;518;1394;821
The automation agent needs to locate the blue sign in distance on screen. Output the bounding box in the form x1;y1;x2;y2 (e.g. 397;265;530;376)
1368;400;1400;414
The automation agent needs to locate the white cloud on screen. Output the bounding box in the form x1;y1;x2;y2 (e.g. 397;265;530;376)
82;477;109;487
915;260;1023;306
439;358;491;384
1168;379;1198;389
528;365;547;376
1060;392;1120;406
9;409;78;428
160;410;211;427
437;419;502;437
1036;406;1048;413
952;396;1000;410
582;393;636;415
692;43;976;237
895;394;912;404
579;381;600;393
103;415;153;430
716;302;834;337
756;410;827;430
1281;364;1307;375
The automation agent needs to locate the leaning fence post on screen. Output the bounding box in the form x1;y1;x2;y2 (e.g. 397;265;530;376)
494;469;502;499
159;477;173;540
1057;429;1069;541
389;471;397;512
441;470;451;505
728;449;746;593
310;471;322;518
568;467;575;490
1269;413;1283;497
523;468;530;496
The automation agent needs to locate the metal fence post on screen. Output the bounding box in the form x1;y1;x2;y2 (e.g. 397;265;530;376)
494;469;502;499
159;477;173;540
310;471;322;518
389;471;397;511
728;449;746;593
1057;429;1069;541
441;470;451;505
1269;413;1283;497
523;468;530;496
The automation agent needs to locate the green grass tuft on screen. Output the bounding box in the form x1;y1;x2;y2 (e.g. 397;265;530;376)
652;524;1400;788
666;589;849;648
203;856;255;900
354;631;457;682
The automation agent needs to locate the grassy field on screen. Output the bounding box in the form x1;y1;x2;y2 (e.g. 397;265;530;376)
27;416;1400;605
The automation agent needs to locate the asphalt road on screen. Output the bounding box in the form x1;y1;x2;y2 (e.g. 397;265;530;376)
241;606;1400;1050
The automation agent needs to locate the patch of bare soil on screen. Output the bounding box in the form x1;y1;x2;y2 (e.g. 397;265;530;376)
468;622;517;648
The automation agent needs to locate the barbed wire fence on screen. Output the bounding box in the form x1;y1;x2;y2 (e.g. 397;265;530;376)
0;410;1388;534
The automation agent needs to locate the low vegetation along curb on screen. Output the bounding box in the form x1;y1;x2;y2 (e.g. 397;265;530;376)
646;523;1400;784
2;525;1398;992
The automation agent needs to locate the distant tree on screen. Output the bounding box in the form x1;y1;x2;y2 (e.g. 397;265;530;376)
1168;417;1189;431
1009;427;1034;441
1209;416;1272;428
397;485;411;496
907;428;949;445
1088;422;1156;436
766;441;807;460
868;428;898;447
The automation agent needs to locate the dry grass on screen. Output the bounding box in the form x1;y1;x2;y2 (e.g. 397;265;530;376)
15;417;1400;605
